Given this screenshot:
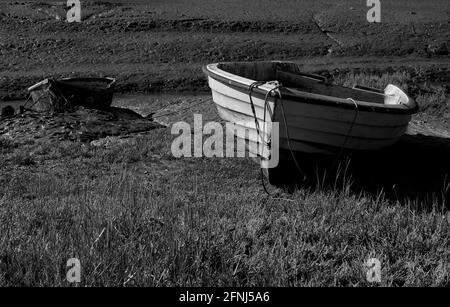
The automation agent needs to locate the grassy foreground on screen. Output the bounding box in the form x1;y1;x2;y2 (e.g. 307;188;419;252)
1;122;449;286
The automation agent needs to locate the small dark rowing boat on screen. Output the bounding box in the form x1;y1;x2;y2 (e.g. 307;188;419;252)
27;77;116;112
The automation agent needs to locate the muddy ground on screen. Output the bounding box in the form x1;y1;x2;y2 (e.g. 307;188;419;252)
0;0;449;100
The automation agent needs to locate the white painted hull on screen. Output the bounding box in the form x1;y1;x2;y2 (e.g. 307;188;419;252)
204;62;417;156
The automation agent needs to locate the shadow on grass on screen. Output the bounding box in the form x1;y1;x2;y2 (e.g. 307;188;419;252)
267;133;450;211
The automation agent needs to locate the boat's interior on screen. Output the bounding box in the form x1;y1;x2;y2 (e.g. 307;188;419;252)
217;62;393;105
57;78;115;91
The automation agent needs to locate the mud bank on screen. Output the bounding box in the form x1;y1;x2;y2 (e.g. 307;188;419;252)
1;1;449;100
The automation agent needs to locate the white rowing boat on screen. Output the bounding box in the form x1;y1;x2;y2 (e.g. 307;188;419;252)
203;61;418;159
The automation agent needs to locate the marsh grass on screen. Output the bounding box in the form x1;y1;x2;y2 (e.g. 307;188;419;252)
1;125;449;287
0;71;449;286
416;87;448;115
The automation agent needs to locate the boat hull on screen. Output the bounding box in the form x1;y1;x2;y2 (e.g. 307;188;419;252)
28;77;116;112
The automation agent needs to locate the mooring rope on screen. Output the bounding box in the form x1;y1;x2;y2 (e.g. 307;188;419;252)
248;82;361;195
329;97;359;173
342;98;359;151
248;81;310;195
248;81;274;195
277;91;310;184
248;81;267;141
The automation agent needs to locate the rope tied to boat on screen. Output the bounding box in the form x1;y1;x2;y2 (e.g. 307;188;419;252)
248;81;267;144
248;81;310;195
248;82;362;192
341;98;359;151
329;97;359;173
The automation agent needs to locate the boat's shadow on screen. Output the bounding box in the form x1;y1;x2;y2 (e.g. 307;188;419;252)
268;133;450;210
